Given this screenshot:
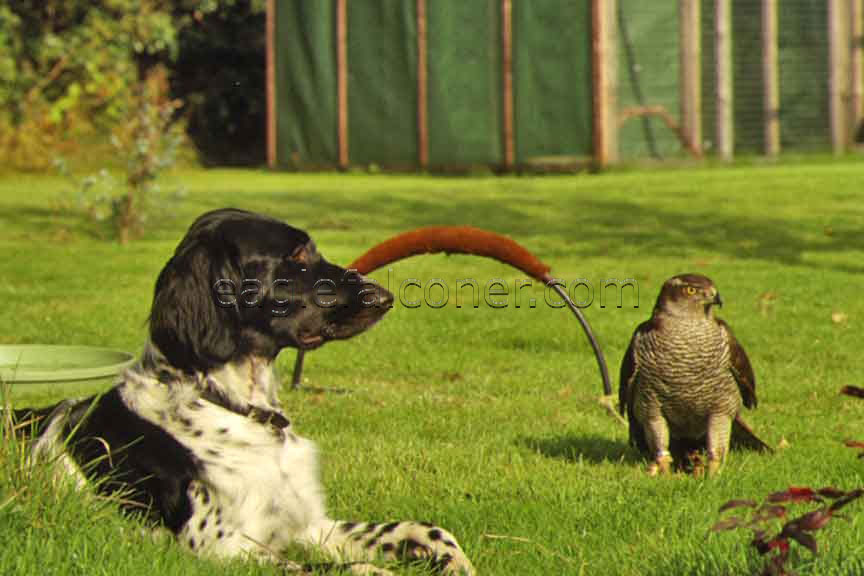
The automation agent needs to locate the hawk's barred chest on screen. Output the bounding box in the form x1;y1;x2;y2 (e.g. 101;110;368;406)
635;313;742;430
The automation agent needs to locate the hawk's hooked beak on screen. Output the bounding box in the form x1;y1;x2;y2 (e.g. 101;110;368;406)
712;291;723;308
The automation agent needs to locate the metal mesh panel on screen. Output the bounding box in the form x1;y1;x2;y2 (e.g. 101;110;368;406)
777;0;830;150
701;0;831;155
616;0;682;160
701;0;717;152
731;0;765;153
616;0;837;159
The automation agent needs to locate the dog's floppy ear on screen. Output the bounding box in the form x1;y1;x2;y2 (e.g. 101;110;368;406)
149;244;239;373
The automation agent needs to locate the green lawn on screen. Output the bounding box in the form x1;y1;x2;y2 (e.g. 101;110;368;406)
1;163;864;575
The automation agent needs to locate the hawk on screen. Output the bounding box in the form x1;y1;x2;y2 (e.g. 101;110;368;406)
619;274;770;475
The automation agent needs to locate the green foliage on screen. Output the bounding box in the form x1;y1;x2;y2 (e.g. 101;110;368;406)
0;6;22;104
0;1;201;239
56;66;186;243
0;0;265;170
111;66;186;243
0;2;147;168
714;487;864;575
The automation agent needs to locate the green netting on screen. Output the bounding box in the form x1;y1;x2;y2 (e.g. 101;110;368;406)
701;0;717;151
731;0;765;153
274;0;596;170
702;0;831;154
347;1;418;168
616;1;681;159
513;0;593;162
274;0;338;168
777;0;830;150
427;0;502;166
273;1;845;169
619;1;833;158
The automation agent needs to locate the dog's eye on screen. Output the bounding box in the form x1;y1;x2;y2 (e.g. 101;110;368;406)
287;245;307;264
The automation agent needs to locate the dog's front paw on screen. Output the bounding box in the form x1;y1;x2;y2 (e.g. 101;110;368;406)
339;521;474;575
392;523;473;575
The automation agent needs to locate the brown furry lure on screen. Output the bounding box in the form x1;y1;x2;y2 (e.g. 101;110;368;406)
291;226;611;399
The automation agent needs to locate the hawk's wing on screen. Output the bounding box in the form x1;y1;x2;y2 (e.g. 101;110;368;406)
717;318;757;409
619;320;653;452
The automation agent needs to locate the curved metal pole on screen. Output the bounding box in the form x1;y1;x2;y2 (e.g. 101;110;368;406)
291;282;613;396
291;226;613;399
549;281;612;396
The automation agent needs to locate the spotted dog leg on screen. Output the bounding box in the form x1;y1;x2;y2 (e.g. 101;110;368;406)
177;485;396;575
304;519;474;575
283;561;394;575
301;562;394;575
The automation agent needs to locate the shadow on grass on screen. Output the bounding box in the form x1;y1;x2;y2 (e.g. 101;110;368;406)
10;177;864;275
0;205;189;243
518;434;640;465
246;191;864;274
0;206;109;240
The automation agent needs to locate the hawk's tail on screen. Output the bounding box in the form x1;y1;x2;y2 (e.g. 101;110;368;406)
732;415;773;452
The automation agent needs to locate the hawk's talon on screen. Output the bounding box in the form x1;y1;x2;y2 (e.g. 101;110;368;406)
707;457;723;476
647;454;673;476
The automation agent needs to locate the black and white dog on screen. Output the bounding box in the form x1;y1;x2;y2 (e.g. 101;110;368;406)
15;209;473;575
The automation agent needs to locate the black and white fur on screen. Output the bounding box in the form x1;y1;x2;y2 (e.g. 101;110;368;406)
15;209;474;575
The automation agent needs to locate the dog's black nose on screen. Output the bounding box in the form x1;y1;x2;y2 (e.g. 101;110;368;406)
377;288;394;309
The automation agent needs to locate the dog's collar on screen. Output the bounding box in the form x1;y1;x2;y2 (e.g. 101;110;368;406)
139;343;291;435
198;384;290;435
248;406;291;430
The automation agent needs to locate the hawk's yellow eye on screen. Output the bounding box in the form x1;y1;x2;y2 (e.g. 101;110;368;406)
684;286;697;295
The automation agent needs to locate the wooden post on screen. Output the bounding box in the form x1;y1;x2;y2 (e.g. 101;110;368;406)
501;0;515;169
762;0;780;156
715;0;733;160
851;0;863;140
266;0;276;168
592;0;617;167
679;0;702;156
829;0;851;154
417;0;429;169
336;0;349;169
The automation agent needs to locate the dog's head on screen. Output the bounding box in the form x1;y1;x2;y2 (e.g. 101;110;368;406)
149;209;393;373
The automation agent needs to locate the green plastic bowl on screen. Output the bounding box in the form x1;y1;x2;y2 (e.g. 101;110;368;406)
0;345;135;384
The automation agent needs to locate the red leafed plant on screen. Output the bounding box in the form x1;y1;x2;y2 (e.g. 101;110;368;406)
712;487;864;575
711;385;864;576
841;386;864;400
842;386;864;459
